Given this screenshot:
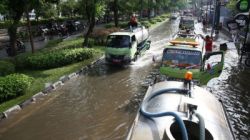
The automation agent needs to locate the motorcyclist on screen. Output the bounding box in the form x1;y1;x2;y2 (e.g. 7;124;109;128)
60;25;67;34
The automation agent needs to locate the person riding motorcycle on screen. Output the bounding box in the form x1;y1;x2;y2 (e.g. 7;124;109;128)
60;25;68;34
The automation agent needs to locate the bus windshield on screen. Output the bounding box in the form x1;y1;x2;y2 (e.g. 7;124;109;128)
162;49;202;69
183;20;194;25
106;35;130;48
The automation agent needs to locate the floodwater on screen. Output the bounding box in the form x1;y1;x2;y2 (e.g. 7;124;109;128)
0;19;249;140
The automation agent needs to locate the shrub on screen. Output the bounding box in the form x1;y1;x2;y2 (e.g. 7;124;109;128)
88;38;95;47
0;61;15;77
27;48;94;69
6;53;31;70
119;21;129;28
83;28;119;46
149;19;157;24
140;21;151;27
155;18;163;22
43;38;63;49
104;23;115;28
0;74;33;101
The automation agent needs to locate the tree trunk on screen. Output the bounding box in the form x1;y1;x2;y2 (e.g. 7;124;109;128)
148;9;151;20
9;27;18;56
9;15;23;56
86;0;91;24
83;14;95;47
114;0;118;27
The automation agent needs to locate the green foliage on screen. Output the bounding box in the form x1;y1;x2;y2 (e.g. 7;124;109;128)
17;31;28;38
6;53;32;70
154;17;163;22
43;38;63;49
140;21;151;28
59;0;77;17
119;21;129;28
104;23;115;28
0;22;7;29
0;74;33;101
149;19;157;24
27;48;94;69
83;27;119;46
0;61;15;77
88;38;95;48
227;0;238;16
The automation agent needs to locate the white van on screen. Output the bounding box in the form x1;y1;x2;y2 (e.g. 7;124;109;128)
29;13;36;20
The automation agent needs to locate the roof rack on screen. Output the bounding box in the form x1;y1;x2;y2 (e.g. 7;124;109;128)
169;41;200;46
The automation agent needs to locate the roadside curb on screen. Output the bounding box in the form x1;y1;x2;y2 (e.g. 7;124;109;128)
0;55;105;121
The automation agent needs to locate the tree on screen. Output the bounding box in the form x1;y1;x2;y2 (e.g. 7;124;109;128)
0;0;59;56
80;0;104;47
227;0;238;16
59;0;77;17
34;1;57;19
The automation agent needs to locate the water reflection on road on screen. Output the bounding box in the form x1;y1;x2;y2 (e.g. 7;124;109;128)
0;20;249;140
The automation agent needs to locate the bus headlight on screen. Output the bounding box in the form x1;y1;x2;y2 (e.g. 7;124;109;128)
124;55;131;59
106;54;110;59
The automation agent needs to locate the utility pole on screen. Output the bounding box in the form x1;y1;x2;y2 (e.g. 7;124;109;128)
209;0;211;24
206;2;208;28
211;0;221;38
24;0;35;54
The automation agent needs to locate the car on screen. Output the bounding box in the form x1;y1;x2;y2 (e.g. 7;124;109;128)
66;20;85;31
171;14;178;20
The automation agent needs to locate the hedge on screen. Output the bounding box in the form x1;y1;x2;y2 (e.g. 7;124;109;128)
0;74;33;101
0;61;15;77
27;48;94;69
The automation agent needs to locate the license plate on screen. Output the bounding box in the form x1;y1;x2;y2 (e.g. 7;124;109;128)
113;59;121;63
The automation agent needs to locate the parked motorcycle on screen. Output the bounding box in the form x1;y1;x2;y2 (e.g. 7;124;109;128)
5;39;26;55
46;23;60;34
39;26;49;36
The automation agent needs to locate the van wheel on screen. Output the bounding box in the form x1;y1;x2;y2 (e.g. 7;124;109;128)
133;54;137;62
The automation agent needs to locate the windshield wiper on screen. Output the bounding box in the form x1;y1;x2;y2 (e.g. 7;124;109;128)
169;65;185;70
186;65;197;70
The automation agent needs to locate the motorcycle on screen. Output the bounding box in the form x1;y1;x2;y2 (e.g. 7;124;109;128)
39;26;49;36
58;25;69;38
47;23;60;34
5;39;26;55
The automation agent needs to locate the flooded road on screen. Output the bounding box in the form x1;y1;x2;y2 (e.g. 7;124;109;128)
0;20;249;140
